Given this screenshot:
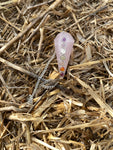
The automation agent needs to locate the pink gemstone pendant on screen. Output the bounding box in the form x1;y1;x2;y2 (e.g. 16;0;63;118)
54;31;74;78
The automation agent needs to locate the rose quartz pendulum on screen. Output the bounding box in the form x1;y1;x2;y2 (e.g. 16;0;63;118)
54;31;74;78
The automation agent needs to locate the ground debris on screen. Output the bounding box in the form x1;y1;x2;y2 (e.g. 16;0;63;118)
0;0;113;149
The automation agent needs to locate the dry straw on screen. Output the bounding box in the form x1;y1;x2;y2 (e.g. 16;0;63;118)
0;0;113;149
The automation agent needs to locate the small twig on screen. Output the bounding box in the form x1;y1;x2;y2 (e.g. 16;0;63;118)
25;122;31;145
88;5;108;17
0;106;27;112
65;15;88;30
0;100;19;106
39;53;55;79
23;0;54;14
66;5;84;37
10;123;26;142
27;90;48;113
97;53;113;77
0;57;50;82
8;112;46;122
40;79;58;89
103;61;113;77
0;57;39;79
0;0;17;6
65;5;108;30
33;122;106;134
32;137;59;150
0;14;42;54
71;12;85;37
16;39;21;52
0;72;15;102
24;13;49;43
70;73;113;118
0;16;21;32
0;0;62;55
37;27;44;58
0;57;57;87
28;52;55;104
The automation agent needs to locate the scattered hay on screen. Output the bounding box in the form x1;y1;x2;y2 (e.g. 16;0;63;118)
0;0;113;149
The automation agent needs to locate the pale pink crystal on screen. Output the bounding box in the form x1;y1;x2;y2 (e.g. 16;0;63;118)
54;31;74;78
